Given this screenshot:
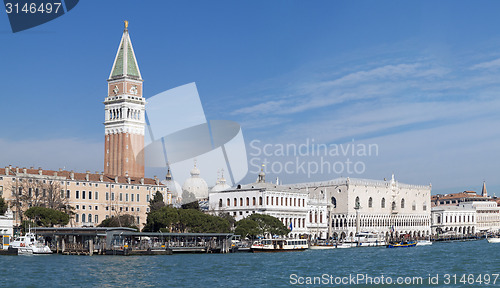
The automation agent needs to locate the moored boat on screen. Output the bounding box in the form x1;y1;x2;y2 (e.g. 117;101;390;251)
487;237;500;243
386;241;417;248
10;232;52;255
251;239;308;252
416;240;432;246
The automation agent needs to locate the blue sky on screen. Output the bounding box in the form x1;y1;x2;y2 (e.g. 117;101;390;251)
1;0;499;194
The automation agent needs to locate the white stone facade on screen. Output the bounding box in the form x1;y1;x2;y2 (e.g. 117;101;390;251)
431;205;476;235
210;174;432;239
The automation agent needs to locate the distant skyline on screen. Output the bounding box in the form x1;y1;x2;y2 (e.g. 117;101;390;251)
1;1;499;195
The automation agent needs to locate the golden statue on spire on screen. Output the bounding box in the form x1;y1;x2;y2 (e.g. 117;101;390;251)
124;20;129;30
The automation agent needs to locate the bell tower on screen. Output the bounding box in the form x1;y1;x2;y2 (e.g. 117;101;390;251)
104;21;145;178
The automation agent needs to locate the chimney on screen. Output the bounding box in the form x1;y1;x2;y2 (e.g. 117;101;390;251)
85;171;90;181
99;172;104;182
140;178;144;185
115;176;119;183
59;168;63;172
54;172;58;177
16;167;19;173
9;165;12;170
38;167;43;175
23;168;27;174
5;167;9;175
154;176;159;185
70;171;74;180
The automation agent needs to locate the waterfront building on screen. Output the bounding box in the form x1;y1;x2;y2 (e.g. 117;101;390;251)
0;166;165;230
431;205;476;235
208;170;309;238
289;174;432;239
0;209;14;240
464;201;500;232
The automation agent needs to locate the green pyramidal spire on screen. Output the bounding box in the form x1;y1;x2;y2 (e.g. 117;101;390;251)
109;21;142;80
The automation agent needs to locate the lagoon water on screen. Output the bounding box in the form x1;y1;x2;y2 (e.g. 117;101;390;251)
0;240;498;287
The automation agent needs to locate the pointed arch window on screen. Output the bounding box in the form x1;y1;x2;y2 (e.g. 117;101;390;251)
381;198;386;208
355;196;360;208
401;198;405;209
368;197;373;208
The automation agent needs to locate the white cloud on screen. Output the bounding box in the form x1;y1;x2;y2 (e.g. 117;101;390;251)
470;58;500;70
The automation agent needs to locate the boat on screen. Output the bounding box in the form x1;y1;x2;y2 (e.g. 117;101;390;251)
10;232;53;255
309;241;336;250
339;231;386;248
416;239;432;246
250;239;308;252
386;241;417;248
487;235;500;243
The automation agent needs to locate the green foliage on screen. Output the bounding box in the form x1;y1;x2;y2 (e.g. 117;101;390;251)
149;191;166;213
142;207;231;233
0;197;7;215
98;214;138;229
235;214;289;238
24;206;70;227
234;218;260;239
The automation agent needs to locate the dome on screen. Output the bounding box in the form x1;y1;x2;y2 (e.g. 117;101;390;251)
161;169;182;203
210;175;231;193
182;162;208;199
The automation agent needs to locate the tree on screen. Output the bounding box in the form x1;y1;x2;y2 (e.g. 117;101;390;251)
7;177;69;223
149;191;166;213
24;206;70;227
98;214;138;229
142;207;231;233
142;206;179;232
236;214;289;238
0;197;7;215
234;218;260;239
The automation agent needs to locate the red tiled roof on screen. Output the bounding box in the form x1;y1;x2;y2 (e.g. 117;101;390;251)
0;166;162;185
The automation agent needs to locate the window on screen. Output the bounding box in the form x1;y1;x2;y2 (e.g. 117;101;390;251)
401;198;405;209
106;192;109;201
234;198;237;206
82;205;85;210
76;205;79;209
246;197;249;206
120;207;123;212
136;216;140;224
82;214;86;223
423;204;427;211
131;194;134;202
95;191;98;200
136;194;139;202
126;193;129;202
219;199;223;208
89;206;92;210
88;191;92;200
355;197;360;208
82;191;86;199
137;207;140;212
252;197;256;205
412;202;416;211
125;207;128;212
120;193;123;201
381;198;386;208
95;206;98;210
331;197;337;208
111;192;115;201
227;199;230;206
106;206;109;211
76;191;80;199
75;214;79;222
259;197;263;205
368;197;373;208
95;215;99;224
146;194;150;202
392;201;396;210
88;214;92;223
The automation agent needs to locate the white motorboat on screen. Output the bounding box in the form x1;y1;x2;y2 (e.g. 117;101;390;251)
340;231;386;248
416;240;432;246
309;242;336;250
10;232;52;255
251;239;308;252
487;237;500;243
